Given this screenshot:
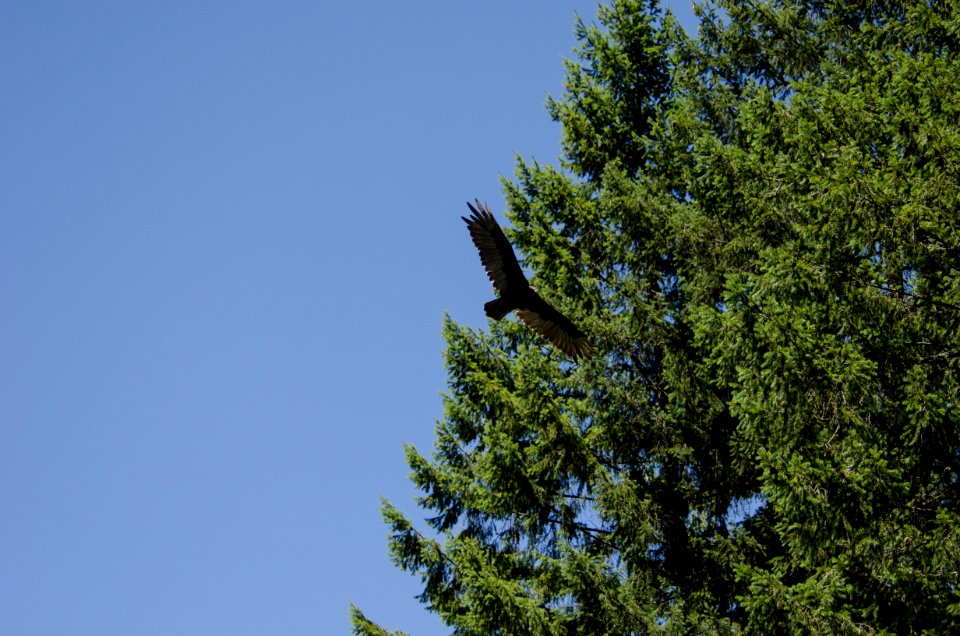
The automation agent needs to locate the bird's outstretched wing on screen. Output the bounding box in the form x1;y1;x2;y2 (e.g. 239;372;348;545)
462;200;528;294
516;295;594;360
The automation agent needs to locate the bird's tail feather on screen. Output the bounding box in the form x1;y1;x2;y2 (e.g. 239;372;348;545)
484;298;511;320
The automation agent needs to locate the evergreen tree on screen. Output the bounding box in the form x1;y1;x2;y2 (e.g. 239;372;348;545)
353;0;960;632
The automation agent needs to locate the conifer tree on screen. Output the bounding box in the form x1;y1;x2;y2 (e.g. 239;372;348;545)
353;0;960;632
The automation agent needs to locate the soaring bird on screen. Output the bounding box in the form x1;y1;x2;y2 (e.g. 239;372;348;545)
462;199;593;360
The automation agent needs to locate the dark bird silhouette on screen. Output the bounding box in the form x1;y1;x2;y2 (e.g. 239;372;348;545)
462;199;593;360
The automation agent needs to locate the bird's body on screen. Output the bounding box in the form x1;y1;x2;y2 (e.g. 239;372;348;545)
462;200;593;360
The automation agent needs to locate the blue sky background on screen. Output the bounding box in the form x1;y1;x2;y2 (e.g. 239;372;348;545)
1;2;697;634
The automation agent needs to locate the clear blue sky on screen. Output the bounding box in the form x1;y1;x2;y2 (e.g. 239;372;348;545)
1;2;696;634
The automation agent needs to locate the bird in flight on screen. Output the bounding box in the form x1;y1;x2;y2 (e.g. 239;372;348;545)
462;199;593;360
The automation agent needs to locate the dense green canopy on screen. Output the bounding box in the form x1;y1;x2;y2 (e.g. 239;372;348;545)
354;0;960;632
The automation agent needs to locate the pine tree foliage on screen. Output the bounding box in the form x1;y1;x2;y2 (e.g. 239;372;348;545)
353;0;960;633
